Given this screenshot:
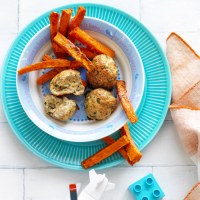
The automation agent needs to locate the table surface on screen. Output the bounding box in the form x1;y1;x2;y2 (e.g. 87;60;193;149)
0;0;199;199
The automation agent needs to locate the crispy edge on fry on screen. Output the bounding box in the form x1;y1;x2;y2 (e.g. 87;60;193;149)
42;54;52;61
69;6;86;31
120;124;142;164
81;79;87;87
81;135;130;169
102;136;133;165
59;9;73;36
18;59;71;75
116;80;138;123
69;27;115;58
53;32;94;72
79;47;98;59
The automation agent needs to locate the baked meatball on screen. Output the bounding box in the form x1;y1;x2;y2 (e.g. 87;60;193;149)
84;88;117;120
44;94;76;121
86;54;118;90
50;69;85;96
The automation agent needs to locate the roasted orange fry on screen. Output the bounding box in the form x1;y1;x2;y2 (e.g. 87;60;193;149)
69;27;115;58
18;59;71;75
37;56;83;84
49;12;59;38
37;68;86;85
37;69;61;85
42;54;52;61
102;136;133;165
43;55;82;70
79;47;98;59
49;12;66;58
53;32;94;72
70;60;83;69
120;124;142;164
116;80;138;123
81;135;130;169
59;9;72;36
69;6;86;31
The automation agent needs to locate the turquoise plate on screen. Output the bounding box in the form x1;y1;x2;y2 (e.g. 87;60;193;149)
1;3;171;170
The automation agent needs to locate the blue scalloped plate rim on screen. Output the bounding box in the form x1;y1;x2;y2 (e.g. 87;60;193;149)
1;3;171;170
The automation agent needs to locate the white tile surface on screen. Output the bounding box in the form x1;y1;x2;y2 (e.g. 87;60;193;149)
136;121;194;166
19;0;140;31
0;0;199;199
153;166;198;200
141;0;200;33
0;169;23;200
0;1;18;34
25;167;152;200
0;123;51;168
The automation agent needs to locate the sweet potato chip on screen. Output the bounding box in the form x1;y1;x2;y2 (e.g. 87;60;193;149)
69;27;115;58
53;32;94;72
59;9;72;36
37;69;61;85
49;12;66;58
120;124;142;164
18;59;71;75
81;135;129;169
69;6;86;31
102;136;132;165
116;80;138;123
49;12;59;39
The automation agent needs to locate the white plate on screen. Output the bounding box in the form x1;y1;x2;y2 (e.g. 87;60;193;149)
16;17;145;142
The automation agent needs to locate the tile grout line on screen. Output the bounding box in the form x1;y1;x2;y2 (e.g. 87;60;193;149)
23;168;25;200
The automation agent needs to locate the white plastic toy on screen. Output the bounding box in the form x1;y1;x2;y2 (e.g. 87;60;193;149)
78;169;115;200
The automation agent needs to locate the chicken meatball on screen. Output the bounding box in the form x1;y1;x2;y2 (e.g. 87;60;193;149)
50;69;85;96
86;54;118;90
84;88;117;120
44;94;76;121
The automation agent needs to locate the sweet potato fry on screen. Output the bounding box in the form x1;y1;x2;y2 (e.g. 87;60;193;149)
18;59;71;75
69;27;115;58
69;6;86;31
102;136;133;165
59;9;72;36
37;69;61;85
49;12;66;58
37;68;86;85
81;135;130;169
70;60;82;69
116;80;138;123
37;55;83;84
79;47;98;59
53;32;94;72
120;124;142;164
50;12;59;39
43;55;82;70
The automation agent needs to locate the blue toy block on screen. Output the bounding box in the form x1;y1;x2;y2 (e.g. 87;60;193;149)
128;173;165;200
